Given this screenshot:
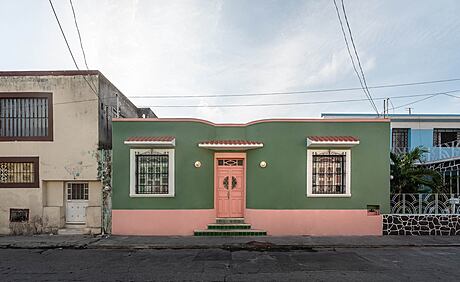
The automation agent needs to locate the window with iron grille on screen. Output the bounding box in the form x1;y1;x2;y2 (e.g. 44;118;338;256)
392;128;409;150
0;157;39;188
307;150;351;197
433;128;460;147
10;209;29;222
67;182;89;200
130;148;175;197
0;93;53;141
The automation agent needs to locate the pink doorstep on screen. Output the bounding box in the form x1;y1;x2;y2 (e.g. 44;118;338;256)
112;209;382;236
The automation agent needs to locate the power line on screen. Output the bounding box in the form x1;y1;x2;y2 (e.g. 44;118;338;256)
332;0;372;113
340;0;379;115
390;94;439;111
69;0;98;92
128;77;460;99
49;0;79;71
389;89;460;110
388;98;395;114
139;89;460;108
11;89;460;110
444;93;460;99
69;0;89;70
332;0;379;115
48;0;98;97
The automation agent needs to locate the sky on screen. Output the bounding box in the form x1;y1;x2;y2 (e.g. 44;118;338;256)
1;0;460;122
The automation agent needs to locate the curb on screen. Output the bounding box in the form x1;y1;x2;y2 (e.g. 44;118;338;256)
3;242;460;251
86;243;460;251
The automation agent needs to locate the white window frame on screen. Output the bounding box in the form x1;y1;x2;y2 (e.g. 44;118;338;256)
307;149;351;198
129;148;175;197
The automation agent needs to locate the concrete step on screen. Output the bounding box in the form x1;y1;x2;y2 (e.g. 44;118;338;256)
65;223;86;229
194;229;267;236
215;218;245;224
57;228;86;235
207;223;251;230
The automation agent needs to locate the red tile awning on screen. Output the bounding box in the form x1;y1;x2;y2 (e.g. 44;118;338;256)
198;140;263;150
124;136;175;146
306;136;359;147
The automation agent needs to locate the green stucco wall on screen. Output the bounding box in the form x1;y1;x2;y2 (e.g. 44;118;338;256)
112;120;390;213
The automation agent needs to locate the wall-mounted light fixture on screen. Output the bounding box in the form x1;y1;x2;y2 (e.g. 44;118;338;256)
259;161;267;168
194;161;202;168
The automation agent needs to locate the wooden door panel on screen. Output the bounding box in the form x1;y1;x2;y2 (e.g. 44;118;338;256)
216;158;245;218
217;198;230;217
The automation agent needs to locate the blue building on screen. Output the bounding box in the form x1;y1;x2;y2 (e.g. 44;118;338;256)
322;113;460;194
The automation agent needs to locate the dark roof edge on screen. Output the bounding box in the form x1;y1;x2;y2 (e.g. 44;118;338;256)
0;70;100;77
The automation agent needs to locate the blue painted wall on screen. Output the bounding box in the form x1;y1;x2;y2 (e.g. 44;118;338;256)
409;129;433;149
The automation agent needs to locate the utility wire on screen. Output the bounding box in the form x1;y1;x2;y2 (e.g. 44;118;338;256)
390;94;439;111
69;0;89;70
69;0;98;92
332;0;370;110
49;0;79;73
332;0;379;115
20;89;460;110
48;0;98;97
139;89;460;108
388;98;395;114
128;77;460;99
444;93;460;99
340;0;379;115
389;90;460;110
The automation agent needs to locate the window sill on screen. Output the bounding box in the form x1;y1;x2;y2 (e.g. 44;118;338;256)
306;193;352;198
129;194;175;198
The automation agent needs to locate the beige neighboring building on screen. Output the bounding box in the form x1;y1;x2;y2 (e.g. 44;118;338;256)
0;70;155;235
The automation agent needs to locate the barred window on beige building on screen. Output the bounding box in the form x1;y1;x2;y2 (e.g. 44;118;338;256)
0;157;39;188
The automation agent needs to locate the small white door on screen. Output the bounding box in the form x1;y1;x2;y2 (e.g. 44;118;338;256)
66;182;89;224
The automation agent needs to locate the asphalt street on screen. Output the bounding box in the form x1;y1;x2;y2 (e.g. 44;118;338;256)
1;247;460;281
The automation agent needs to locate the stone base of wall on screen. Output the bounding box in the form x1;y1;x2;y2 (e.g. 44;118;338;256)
383;214;460;235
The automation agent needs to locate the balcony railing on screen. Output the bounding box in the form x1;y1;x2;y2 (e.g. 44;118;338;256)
391;140;460;163
390;193;460;214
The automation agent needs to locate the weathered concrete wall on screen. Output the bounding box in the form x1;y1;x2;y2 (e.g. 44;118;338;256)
0;74;101;234
0;189;43;234
44;181;65;207
97;74;154;149
0;74;100;179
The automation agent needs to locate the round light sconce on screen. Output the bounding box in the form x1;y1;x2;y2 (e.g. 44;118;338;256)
259;161;267;168
194;161;202;168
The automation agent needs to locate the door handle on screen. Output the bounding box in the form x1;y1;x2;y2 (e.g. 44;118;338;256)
227;190;230;199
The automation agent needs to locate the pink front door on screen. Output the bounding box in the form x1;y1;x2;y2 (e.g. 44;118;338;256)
216;157;245;218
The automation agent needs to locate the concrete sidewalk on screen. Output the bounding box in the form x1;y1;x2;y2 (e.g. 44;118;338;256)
1;235;460;250
0;235;100;249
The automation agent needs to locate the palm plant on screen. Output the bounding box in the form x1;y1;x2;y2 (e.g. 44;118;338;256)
390;147;442;193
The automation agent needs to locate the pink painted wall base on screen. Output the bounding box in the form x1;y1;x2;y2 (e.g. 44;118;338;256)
112;209;382;236
112;209;215;235
245;209;382;236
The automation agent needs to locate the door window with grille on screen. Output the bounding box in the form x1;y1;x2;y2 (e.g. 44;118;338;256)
67;182;89;200
130;148;175;197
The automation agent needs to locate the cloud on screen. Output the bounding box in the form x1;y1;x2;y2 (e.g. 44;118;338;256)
3;0;460;121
